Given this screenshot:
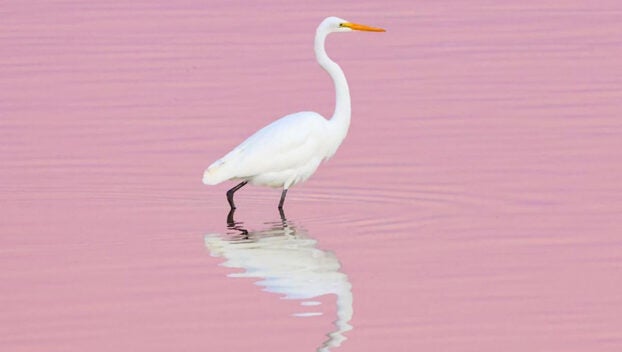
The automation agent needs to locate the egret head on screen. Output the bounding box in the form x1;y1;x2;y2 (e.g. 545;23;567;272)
320;16;386;34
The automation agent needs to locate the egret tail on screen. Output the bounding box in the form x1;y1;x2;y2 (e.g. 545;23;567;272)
202;161;232;185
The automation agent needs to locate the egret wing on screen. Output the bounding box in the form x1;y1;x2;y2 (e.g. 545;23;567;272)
206;112;327;182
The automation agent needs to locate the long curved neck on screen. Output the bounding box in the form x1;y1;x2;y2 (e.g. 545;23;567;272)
315;29;351;134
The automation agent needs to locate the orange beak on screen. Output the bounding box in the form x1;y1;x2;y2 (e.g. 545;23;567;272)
342;22;386;32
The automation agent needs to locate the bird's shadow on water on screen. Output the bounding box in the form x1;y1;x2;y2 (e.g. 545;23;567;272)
205;209;353;352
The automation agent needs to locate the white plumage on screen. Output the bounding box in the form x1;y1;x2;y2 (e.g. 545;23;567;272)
203;17;385;209
203;111;330;188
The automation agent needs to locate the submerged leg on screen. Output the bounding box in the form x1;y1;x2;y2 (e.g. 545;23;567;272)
226;208;236;227
226;181;248;209
278;189;288;209
226;208;249;238
278;207;286;222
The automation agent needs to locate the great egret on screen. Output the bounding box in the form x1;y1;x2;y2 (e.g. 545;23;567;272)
203;16;385;209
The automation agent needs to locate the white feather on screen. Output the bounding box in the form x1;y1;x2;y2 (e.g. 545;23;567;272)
203;111;331;188
202;16;384;205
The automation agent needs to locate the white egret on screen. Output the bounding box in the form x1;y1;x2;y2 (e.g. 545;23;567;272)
202;16;385;209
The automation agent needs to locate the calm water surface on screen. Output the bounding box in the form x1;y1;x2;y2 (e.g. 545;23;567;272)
2;1;622;351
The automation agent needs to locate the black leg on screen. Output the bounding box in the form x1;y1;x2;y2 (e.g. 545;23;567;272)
226;181;248;209
278;189;288;209
226;208;236;227
225;207;249;238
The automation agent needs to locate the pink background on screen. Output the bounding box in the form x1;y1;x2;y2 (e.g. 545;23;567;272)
2;1;622;351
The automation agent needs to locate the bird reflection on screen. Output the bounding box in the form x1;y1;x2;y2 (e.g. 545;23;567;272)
205;209;353;351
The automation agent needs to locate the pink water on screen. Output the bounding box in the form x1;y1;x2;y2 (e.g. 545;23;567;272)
2;1;622;351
